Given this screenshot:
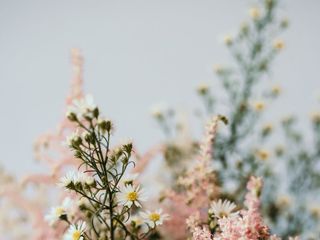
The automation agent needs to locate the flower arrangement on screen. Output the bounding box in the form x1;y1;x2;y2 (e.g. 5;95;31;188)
0;0;319;239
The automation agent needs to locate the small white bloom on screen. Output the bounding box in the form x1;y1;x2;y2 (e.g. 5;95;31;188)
140;209;169;228
73;171;94;185
68;94;96;119
63;221;86;240
45;197;73;226
58;171;78;188
118;185;147;208
209;199;238;218
84;175;95;186
65;130;81;147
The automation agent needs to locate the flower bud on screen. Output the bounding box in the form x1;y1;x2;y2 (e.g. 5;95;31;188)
98;119;113;132
280;18;289;29
197;84;209;95
93;107;99;118
223;34;233;46
67;111;77;122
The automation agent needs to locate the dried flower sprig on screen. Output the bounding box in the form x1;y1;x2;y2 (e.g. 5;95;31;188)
56;95;168;239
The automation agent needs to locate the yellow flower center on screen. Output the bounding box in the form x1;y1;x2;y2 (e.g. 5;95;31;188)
218;211;228;218
72;230;81;240
127;191;138;201
55;207;65;217
149;213;160;222
254;102;265;111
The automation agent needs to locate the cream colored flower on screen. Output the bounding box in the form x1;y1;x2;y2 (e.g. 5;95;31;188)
68;94;96;119
309;204;320;218
273;39;285;51
209;199;238;218
140;209;170;228
58;171;78;188
256;149;270;161
65;130;81;147
197;83;209;95
223;34;233;46
118;185;147;208
249;7;261;20
213;64;224;74
310;112;320;124
276;195;291;208
45;197;73;226
63;221;86;240
271;85;282;95
252;101;266;112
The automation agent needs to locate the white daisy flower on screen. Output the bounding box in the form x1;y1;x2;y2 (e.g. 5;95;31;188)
77;172;95;186
58;171;78;188
68;94;96;119
45;197;73;226
63;221;86;240
140;209;169;228
209;199;238;218
118;185;147;208
65;130;81;147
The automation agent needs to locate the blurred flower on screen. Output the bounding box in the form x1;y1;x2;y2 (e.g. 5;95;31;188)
223;34;233;46
141;209;169;228
280;17;289;29
249;7;261;20
45;197;73;226
276;195;291;208
262;123;273;136
192;227;212;240
252;101;266;112
309;204;320;219
150;104;167;119
255;149;270;161
65;130;81;147
240;22;249;35
213;64;225;75
273;39;285;51
310;112;320;124
275;145;285;156
63;221;86;240
59;171;78;188
209;199;238;218
186;211;201;230
271;85;282;96
197;83;209;95
68;94;96;119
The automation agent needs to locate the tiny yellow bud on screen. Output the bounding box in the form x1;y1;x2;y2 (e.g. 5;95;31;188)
280;17;289;29
223;34;233;46
277;195;291;208
273;39;285;51
197;83;209;95
256;149;270;161
252;101;266;112
310;112;320;124
213;64;224;74
262;123;273;136
249;7;261;20
271;85;281;95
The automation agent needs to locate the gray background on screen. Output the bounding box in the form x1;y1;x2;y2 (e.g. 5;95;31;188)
0;0;319;175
